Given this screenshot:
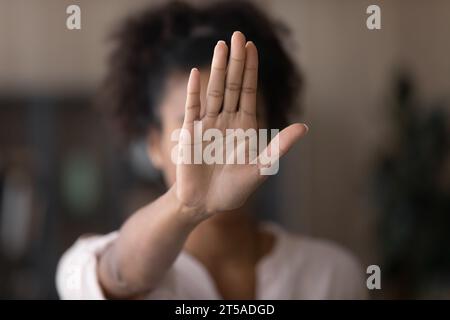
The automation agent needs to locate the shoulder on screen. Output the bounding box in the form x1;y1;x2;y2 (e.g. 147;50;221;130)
292;233;363;275
266;223;368;299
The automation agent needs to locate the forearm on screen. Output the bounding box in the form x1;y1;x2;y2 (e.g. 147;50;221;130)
98;184;207;298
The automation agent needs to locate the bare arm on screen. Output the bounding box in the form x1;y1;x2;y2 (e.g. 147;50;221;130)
97;31;307;299
98;185;207;298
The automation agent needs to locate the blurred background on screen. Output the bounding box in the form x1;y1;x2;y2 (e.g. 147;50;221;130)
0;0;449;299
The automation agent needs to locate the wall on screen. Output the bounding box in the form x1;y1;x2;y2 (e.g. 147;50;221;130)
1;0;449;266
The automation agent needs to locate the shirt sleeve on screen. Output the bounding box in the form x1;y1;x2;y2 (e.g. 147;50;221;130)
56;232;119;300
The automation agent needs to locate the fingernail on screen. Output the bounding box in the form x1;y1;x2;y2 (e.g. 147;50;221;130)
232;31;244;39
303;124;309;132
216;40;226;50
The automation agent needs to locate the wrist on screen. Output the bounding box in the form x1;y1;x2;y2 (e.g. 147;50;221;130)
167;184;210;227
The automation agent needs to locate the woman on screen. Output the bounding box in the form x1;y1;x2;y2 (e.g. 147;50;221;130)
56;1;367;299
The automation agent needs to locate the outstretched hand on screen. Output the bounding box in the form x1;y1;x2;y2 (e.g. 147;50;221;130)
176;31;308;215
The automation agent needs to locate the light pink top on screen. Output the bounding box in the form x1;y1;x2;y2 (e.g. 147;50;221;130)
56;222;368;299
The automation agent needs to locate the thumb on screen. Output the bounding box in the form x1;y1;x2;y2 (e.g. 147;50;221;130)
257;123;308;168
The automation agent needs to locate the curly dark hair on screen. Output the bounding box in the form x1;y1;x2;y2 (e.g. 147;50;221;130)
100;0;302;140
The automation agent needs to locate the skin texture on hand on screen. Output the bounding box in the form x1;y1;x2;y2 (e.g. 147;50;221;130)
176;31;308;215
97;31;308;299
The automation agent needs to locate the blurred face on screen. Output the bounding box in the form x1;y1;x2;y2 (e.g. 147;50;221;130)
147;70;266;187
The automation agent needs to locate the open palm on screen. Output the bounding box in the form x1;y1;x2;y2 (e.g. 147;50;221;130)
176;31;308;215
